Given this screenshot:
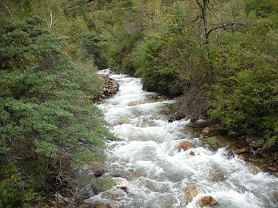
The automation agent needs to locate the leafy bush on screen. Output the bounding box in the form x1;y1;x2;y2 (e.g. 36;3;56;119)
209;64;278;136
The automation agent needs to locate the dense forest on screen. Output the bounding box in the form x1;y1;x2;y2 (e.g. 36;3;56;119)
0;0;277;207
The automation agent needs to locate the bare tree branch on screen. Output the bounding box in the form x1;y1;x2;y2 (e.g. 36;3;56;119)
195;0;203;8
192;15;203;23
46;3;58;29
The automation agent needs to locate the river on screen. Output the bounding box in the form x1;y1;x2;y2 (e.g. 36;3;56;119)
91;70;278;208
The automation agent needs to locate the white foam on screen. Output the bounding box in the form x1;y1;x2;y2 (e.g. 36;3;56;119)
95;72;278;208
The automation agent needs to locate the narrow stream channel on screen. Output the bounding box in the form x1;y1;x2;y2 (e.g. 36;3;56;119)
91;70;278;208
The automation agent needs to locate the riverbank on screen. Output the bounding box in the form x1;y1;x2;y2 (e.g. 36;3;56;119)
179;119;278;176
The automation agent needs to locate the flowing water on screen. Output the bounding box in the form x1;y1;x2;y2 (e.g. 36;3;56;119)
91;70;278;208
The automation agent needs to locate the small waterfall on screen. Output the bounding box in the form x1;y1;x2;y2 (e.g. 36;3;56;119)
91;70;278;208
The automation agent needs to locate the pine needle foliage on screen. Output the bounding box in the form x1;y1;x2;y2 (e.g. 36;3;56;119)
0;17;114;207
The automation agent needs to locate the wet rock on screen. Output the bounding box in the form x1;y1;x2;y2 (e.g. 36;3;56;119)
228;131;239;138
130;171;142;178
186;120;210;128
113;117;130;125
94;74;119;103
245;128;257;135
167;115;176;122
118;186;128;193
189;151;195;156
157;97;165;102
246;135;265;148
94;169;106;177
173;111;186;120
146;97;165;103
197;196;218;207
146;98;156;103
260;149;271;158
177;141;193;152
114;177;128;185
265;165;278;171
234;147;252;154
200;126;227;138
248;165;261;175
141;122;149;128
185;185;205;202
85;167;107;177
96;97;106;104
157;114;166;120
237;153;249;160
128;101;139;106
211;170;225;181
255;148;262;154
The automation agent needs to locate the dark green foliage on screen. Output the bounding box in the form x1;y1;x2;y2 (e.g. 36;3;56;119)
108;32;143;75
209;66;278;130
82;33;108;69
245;0;278;17
0;17;114;207
64;0;88;18
208;6;278;147
133;2;191;96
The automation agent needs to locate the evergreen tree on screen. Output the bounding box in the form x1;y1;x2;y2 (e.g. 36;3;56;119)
0;17;114;207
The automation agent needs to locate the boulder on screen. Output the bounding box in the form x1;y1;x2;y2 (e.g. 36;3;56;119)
228;131;239;138
200;126;227;138
94;168;106;177
177;141;193;152
234;147;252;154
197;196;218;207
259;149;271;158
185;185;205;202
173;111;186;121
246;135;265;148
114;177;128;185
128;101;139;106
248;165;261;175
146;98;156;103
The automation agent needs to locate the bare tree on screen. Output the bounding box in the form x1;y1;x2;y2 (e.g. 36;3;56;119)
193;0;244;45
46;3;58;29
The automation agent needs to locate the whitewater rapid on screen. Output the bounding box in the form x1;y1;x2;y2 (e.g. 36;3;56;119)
91;70;278;208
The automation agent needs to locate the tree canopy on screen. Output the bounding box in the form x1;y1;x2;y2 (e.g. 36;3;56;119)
1;0;278;206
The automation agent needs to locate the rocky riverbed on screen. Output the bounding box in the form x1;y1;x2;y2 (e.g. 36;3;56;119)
55;73;278;208
95;74;278;176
